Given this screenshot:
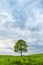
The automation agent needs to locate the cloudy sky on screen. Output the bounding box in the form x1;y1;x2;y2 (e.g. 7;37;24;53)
0;0;43;55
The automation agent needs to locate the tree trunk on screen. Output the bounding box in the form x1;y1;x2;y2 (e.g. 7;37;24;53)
21;45;22;56
21;50;22;56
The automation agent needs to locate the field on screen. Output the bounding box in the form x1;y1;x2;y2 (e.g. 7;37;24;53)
0;54;43;65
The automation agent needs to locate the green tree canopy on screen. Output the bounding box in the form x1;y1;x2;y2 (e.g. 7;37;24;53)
14;39;28;56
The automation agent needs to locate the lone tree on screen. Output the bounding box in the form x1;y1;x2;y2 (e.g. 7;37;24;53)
14;39;28;56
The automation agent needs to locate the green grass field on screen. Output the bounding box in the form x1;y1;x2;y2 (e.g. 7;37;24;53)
0;53;43;65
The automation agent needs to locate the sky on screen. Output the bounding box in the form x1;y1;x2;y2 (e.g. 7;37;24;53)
0;0;43;55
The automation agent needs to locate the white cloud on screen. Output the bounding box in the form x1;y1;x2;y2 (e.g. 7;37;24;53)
0;39;13;49
17;0;25;7
0;0;43;55
25;10;43;29
0;11;15;27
